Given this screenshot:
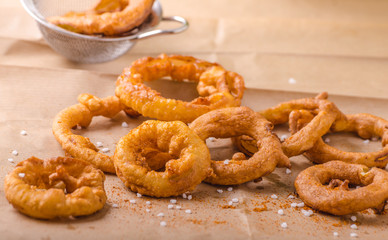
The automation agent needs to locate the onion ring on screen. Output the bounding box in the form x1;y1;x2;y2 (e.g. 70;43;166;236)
115;54;245;123
113;120;212;197
4;156;106;219
234;92;345;157
52;94;124;173
295;161;388;215
47;0;154;35
189;107;290;185
290;112;388;168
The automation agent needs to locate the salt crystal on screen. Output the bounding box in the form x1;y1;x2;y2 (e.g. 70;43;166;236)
286;168;292;174
20;130;27;136
112;203;118;208
232;198;239;203
227;187;233;192
350;216;357;222
129;199;136;204
170;199;177;204
102;148;110;153
350;224;358;230
96;142;103;148
224;159;230;165
333;232;339;237
8;158;14;163
136;193;142;198
12;150;18;156
160;221;167;227
146;201;151;205
18;173;25;178
187;195;192;200
277;209;284;215
324;138;330;143
157;213;164;217
280;135;288;141
271;194;278;199
121;122;129;128
363;139;370;144
168;204;174;209
297;202;305;208
217;189;223;194
350;233;358;238
185;209;192;214
281;222;288;228
288;78;296;84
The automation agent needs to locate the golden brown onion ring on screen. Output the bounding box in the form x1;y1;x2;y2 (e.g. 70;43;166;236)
290;112;388;168
190;107;290;185
234;92;345;157
52;94;124;173
47;0;154;35
295;161;388;215
113;120;212;197
115;54;245;123
4;156;106;219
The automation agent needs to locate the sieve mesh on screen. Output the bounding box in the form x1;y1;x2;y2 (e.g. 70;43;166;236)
21;0;188;63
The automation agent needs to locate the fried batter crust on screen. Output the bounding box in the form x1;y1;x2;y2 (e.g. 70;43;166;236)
47;0;154;36
114;120;212;197
190;107;290;185
52;94;123;173
115;54;245;123
295;161;388;215
4;156;106;219
292;113;388;168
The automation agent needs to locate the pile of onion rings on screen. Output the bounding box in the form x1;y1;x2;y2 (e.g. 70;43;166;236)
6;54;388;220
48;0;155;36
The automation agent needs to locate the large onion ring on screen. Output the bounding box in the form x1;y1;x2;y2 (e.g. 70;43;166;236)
47;0;154;36
113;120;212;197
234;92;345;157
52;94;124;173
295;161;388;215
115;54;245;123
4;156;106;219
290;112;388;168
189;107;290;185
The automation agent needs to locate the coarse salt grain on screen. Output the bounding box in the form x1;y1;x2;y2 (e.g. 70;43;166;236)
363;139;370;144
277;209;284;215
333;232;339;237
324;138;330;143
112;203;118;208
18;173;25;178
288;78;296;84
146;201;151;205
176;206;182;210
350;233;358;238
287;195;295;199
160;221;167;227
356;186;361;189
187;195;192;200
227;187;233;192
285;168;292;174
302;209;313;217
129;199;136;204
351;216;357;222
271;194;278;199
228;201;233;206
224;159;230;165
350;224;358;230
232;198;239;203
121;122;129;128
281;222;287;228
136;193;142;198
208;137;216;142
297;202;305;208
168;204;174;209
371;136;379;141
217;189;223;194
8;158;14;163
157;213;164;217
170;199;177;204
146;209;150;212
96;142;103;148
280;135;288;141
20;130;27;136
12;150;18;156
291;203;297;208
102;148;110;153
185;209;192;214
182;193;187;199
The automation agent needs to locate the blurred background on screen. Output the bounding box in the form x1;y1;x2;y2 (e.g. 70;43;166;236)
1;0;387;98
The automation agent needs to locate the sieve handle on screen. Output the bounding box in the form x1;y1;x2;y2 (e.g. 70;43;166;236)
136;16;189;40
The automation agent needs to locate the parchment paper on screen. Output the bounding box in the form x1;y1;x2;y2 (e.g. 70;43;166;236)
1;65;388;240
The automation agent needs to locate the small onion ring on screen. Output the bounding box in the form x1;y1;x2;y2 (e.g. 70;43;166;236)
295;161;388;215
115;54;245;123
113;120;212;197
234;92;345;157
4;156;106;219
52;94;124;173
47;0;154;36
290;112;388;168
190;107;290;185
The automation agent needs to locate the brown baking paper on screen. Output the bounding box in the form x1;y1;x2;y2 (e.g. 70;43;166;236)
1;65;388;240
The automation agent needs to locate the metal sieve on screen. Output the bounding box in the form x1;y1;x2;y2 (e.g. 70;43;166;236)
20;0;188;63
